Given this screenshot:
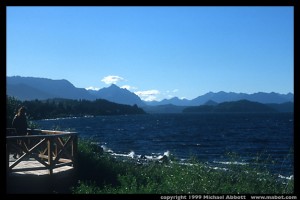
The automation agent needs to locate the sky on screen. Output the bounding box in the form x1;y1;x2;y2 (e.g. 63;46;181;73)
6;6;294;101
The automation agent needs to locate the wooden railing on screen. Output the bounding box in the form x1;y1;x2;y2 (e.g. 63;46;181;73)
6;129;78;175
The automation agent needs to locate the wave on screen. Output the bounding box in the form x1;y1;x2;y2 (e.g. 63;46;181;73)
41;116;80;121
278;174;294;180
213;161;248;165
40;115;94;121
101;145;171;163
99;144;293;183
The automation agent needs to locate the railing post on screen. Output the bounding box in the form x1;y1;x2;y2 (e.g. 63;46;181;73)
72;134;78;169
48;138;53;175
6;142;10;174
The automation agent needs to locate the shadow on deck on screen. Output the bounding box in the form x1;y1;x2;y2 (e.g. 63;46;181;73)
7;164;77;194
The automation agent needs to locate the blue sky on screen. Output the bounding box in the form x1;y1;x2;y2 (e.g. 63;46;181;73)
7;6;293;101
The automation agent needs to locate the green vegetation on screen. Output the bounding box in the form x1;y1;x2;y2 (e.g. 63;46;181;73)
6;96;22;127
72;140;294;194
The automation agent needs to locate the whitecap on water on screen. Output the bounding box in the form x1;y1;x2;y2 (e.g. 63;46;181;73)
209;166;228;171
102;147;171;164
101;145;113;153
128;151;135;158
213;161;248;165
164;150;170;157
278;174;294;180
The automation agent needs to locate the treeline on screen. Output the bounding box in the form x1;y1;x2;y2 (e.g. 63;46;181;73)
183;99;287;113
6;96;146;125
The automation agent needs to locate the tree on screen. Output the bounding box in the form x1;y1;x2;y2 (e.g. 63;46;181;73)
6;96;22;127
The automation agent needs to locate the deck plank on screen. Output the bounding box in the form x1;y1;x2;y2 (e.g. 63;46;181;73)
9;155;74;176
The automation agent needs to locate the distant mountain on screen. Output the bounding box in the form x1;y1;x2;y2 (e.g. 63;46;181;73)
7;83;55;100
183;100;278;113
88;84;145;106
204;100;218;106
190;91;242;105
244;92;294;104
7;76;145;106
7;76;293;109
145;91;293;106
7;76;95;100
146;97;190;106
143;100;293;114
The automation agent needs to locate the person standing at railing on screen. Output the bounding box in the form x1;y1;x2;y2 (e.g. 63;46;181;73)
12;106;28;159
12;106;28;135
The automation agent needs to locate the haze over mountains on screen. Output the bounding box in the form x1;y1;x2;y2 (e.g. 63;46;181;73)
7;76;293;108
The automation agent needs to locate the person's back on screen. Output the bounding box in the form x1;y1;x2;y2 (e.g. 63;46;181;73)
12;106;28;136
11;106;28;159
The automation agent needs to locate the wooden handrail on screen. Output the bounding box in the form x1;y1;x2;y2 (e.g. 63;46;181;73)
6;129;78;175
7;133;77;139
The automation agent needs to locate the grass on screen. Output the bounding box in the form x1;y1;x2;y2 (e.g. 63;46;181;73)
71;139;294;194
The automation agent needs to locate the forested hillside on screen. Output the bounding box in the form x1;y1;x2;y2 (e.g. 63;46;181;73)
6;96;146;126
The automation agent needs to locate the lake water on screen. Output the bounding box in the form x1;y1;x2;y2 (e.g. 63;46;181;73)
34;112;294;179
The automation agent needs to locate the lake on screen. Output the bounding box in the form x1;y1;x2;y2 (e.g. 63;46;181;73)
34;112;294;179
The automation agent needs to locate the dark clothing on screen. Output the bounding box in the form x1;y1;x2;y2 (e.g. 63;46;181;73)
12;114;28;135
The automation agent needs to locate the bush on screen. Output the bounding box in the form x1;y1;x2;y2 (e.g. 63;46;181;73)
72;139;294;194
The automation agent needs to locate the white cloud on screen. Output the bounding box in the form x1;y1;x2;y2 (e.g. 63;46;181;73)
85;86;100;91
121;85;137;90
143;95;158;101
135;90;160;96
101;75;125;85
166;89;178;94
135;90;160;101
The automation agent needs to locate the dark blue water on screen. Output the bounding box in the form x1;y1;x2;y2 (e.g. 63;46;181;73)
34;113;294;178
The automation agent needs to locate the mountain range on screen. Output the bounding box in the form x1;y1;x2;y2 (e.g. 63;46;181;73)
147;91;293;106
7;76;145;106
7;76;294;108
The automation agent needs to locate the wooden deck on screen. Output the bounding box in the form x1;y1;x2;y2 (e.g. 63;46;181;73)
7;159;77;194
6;129;78;194
8;155;74;176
